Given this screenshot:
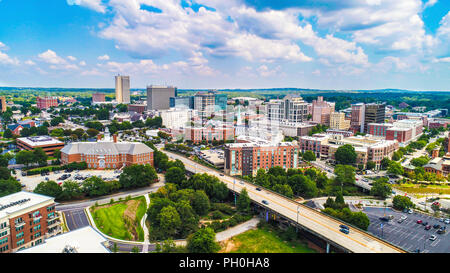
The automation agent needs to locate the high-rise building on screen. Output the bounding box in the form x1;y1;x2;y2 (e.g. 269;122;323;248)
330;112;350;130
311;96;335;126
170;96;194;109
267;94;309;123
146;85;177;110
36;97;58;110
0;96;6;112
115;75;130;104
215;93;228;111
194;91;216;119
364;103;385;133
351;103;365;133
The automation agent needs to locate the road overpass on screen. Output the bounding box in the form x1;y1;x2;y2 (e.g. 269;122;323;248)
164;150;407;253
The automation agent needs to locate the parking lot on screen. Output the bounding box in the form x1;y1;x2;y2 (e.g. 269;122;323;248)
15;169;121;191
364;207;450;253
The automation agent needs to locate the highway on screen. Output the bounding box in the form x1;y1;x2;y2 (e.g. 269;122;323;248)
164;150;407;253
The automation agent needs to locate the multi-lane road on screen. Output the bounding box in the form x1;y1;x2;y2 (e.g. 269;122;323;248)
163;150;407;253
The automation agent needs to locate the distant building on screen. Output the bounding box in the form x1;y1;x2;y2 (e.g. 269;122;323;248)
170;96;194;109
115;75;130;104
0;96;6;112
0;191;62;253
185;125;234;144
16;136;65;156
311;96;335;126
224;142;299;176
60;128;154;169
36;97;58;110
194;91;216;120
215;93;228;111
128;104;147;114
364;103;385;133
267;94;309;123
350;103;365;133
330;112;350;130
92;93;106;104
146;85;177;110
367;123;393;138
158;108;197;129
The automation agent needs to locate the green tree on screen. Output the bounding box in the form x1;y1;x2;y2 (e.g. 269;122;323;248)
370;178;392;199
15;150;34;167
165;167;186;186
86;128;100;138
191;190;210;216
33;147;48;165
0;177;21;197
335;144;357;165
387;161;404;176
119;164;158;189
0;167;11;180
34;181;62;199
392;195;414;210
186;227;220;253
380;157;390;170
302;150;316;162
158;205;182;238
3;129;13;139
334;165;356;188
236;188;251;212
366;161;376;170
59;180;83;200
82;176;110;197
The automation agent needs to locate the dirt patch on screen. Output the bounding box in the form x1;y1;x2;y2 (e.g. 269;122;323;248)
91;203;115;213
219;239;241;253
123;200;140;222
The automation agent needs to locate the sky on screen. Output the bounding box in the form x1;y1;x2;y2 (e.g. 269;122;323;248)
0;0;449;90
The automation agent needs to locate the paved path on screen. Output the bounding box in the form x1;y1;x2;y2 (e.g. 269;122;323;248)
215;218;260;242
141;194;151;253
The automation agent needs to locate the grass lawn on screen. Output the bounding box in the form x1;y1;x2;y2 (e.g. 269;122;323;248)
91;196;147;241
394;183;450;195
222;225;316;253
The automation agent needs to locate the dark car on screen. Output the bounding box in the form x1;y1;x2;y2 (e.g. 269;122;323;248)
256;188;262;191
219;174;224;176
339;228;349;234
339;224;349;230
425;225;432;230
422;221;428;226
437;228;446;234
262;200;269;205
433;224;441;229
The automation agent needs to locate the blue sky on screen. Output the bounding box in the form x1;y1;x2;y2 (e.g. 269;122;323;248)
0;0;449;90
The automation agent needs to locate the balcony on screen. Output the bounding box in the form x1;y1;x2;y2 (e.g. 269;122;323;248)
47;220;61;228
47;213;60;220
14;221;25;228
33;215;42;221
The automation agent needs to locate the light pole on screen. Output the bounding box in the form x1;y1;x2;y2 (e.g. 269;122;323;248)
233;178;236;207
296;204;300;232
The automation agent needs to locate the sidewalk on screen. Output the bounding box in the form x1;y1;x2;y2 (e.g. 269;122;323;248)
215;217;260;242
141;194;151;253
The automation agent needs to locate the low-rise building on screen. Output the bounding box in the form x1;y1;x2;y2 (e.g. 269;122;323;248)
16;136;65;156
185;125;234;144
330;112;350;130
0;191;62;253
36;97;58;110
158;108;197;129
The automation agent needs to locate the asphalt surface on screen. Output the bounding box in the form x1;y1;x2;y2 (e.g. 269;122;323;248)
64;209;90;231
364;207;450;253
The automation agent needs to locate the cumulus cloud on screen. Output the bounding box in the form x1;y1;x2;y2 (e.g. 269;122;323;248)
67;56;77;61
97;54;110;61
67;0;106;13
37;49;79;70
0;42;19;65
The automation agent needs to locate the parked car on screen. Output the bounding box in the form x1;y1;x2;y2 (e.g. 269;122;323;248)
425;225;432;230
445;219;450;224
219;174;224;176
422;221;428;226
417;220;423;224
439;218;444;222
239;181;244;185
437;228;446;234
429;235;437;241
433;224;441;229
408;209;413;214
20;184;26;188
262;200;269;205
339;228;349;234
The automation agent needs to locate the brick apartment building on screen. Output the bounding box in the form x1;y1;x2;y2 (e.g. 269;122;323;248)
16;136;65;156
36;97;58;110
60;129;154;169
185;125;235;144
224;142;299;176
0;192;62;253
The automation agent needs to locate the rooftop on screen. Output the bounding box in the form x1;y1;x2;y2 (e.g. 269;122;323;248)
17;136;63;146
0;191;54;219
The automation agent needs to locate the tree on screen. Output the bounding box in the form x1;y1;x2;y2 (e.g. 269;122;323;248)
119;164;158;189
175;200;199;237
0;155;9;167
53;149;61;160
236;188;251;212
59;180;83;200
33;147;48;165
302;150;316;162
334;144;357;165
387;161;404;176
82;176;110;197
50;116;64;126
191;190;210;216
411;156;430;167
36;126;48;136
34;181;62;199
131;246;140;253
0;167;11;180
366;161;376;170
186;227;220;253
86;128;100;138
165;167;186;186
370;178;392;199
0;177;21;197
15;150;34;167
392;195;414;210
158;205;182;238
380;157;390;170
3;129;13;139
334;165;356;188
273;184;294;198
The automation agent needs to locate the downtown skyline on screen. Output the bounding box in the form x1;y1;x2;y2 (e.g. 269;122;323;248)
0;0;449;90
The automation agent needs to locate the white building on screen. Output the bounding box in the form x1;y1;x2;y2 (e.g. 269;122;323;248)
158;108;198;129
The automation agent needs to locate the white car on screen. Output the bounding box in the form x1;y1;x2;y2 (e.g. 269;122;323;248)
429;235;437;241
445;219;450;224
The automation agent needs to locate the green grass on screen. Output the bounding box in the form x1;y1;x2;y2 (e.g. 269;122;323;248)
91;196;147;241
394;184;450;195
224;226;316;253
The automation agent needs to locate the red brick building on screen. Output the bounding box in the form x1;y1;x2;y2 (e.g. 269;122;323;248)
36;97;58;110
0;192;62;253
92;93;106;103
386;127;413;143
60;129;154;169
185;125;235;144
128;104;147;114
16;136;65;156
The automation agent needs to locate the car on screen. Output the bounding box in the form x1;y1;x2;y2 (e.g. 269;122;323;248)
425;225;432;230
401;215;407;220
408;209;413;214
256;187;262;191
403;209;408;213
417;220;423;224
20;184;26;188
239;181;244;185
45;177;49;181
433;224;441;229
422;221;428;226
21;172;27;176
392;191;396;194
262;200;269;205
339;228;349;234
219;174;224;176
445;219;450;224
437;228;446;234
339;224;349;230
439;218;444;222
429;235;437;241
362;178;368;182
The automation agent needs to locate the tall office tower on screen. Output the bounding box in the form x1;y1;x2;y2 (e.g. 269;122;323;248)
267;94;309;123
170;96;194;109
364;103;386;133
0;96;6;112
311;96;335;126
194;91;216;119
214;93;228;111
146;85;177;110
115;75;130;104
351;103;365;133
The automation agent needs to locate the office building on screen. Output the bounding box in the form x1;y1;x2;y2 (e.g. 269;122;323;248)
350;103;365;133
36;97;58;110
311;96;335;126
170;96;194;109
146;85;177;110
16;136;65;156
364;103;385;133
330;112;351;130
92;93;106;104
115;75;130;104
215;93;228;111
60;128;154;169
0;191;62;253
267;94;309;123
158;108;197;129
224;142;299;176
128;104;147;114
185;125;235;144
194;91;216;120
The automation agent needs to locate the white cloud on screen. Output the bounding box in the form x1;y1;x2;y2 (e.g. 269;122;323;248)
312;69;321;75
79;61;87;66
424;0;438;8
97;54;110;61
67;56;77;61
0;42;19;65
432;57;450;63
24;60;36;66
67;0;106;13
256;65;281;77
37;49;79;70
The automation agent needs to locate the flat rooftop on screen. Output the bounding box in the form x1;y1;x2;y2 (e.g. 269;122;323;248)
17;136;63;147
18;226;110;253
0;191;53;218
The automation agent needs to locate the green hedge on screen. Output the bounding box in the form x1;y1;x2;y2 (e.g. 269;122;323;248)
26;162;88;176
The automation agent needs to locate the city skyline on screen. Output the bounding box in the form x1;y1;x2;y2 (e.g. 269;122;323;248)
0;0;448;90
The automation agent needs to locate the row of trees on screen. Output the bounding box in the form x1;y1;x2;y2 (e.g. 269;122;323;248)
15;148;48;167
322;193;370;230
